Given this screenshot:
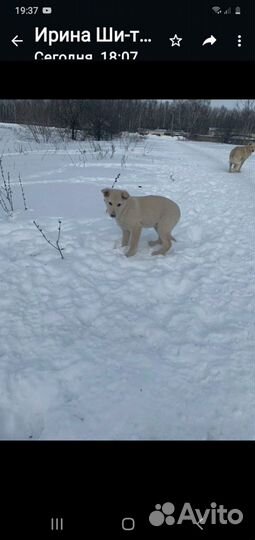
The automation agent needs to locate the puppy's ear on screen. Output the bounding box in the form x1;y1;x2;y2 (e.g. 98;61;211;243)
101;188;110;197
121;190;129;200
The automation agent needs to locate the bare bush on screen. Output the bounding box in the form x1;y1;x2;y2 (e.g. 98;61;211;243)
0;159;28;216
26;124;53;143
111;173;121;189
120;133;140;152
33;220;64;259
19;174;28;210
0;159;13;214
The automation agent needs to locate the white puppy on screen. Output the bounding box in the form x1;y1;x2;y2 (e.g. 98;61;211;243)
102;188;181;257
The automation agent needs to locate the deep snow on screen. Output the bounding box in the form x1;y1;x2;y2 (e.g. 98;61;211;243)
0;123;254;440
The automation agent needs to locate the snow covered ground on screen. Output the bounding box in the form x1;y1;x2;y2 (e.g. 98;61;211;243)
0;123;254;440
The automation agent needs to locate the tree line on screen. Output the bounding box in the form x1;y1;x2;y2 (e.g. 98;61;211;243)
0;99;254;141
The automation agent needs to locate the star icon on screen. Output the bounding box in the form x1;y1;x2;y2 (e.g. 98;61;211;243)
169;34;182;47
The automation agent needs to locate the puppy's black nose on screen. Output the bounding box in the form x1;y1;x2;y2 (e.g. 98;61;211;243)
110;213;116;218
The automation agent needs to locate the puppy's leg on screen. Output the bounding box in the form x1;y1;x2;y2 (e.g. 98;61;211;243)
238;158;245;172
121;229;130;247
152;235;171;255
152;223;172;255
148;227;162;247
233;162;241;172
229;162;233;172
126;226;142;257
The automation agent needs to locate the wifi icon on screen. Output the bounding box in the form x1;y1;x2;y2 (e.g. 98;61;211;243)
212;6;222;14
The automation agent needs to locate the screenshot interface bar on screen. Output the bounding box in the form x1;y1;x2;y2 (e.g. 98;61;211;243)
0;1;254;62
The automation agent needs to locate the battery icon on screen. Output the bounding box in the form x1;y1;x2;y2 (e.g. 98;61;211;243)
42;7;52;14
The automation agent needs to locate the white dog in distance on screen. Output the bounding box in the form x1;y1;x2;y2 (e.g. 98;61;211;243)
229;143;255;172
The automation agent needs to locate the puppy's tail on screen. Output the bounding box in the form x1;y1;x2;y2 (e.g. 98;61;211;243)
170;235;177;242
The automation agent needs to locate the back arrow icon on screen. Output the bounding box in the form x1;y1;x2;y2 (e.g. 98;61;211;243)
12;35;24;47
202;35;217;46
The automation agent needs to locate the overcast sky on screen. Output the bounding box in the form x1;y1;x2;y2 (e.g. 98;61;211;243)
163;100;243;109
210;100;241;109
